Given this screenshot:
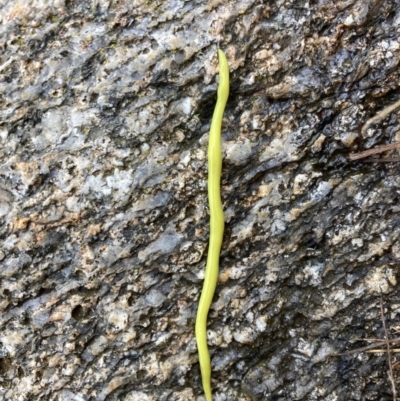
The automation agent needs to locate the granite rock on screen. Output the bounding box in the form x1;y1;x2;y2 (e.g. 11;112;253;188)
1;0;400;400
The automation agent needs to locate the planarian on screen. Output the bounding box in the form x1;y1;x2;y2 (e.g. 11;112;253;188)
195;49;229;401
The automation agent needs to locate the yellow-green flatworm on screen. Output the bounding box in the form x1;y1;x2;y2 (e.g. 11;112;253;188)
195;49;229;401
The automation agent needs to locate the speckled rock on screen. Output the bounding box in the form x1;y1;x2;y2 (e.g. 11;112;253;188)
1;0;400;400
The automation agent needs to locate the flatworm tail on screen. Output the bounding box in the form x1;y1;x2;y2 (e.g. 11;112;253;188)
195;49;229;401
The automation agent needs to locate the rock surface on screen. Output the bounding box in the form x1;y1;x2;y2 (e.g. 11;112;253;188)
1;0;400;400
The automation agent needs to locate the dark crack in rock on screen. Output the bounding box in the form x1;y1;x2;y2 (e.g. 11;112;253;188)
1;0;400;400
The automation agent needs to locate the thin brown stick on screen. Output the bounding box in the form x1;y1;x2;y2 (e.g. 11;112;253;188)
380;296;397;401
366;349;400;353
349;97;400;161
355;337;400;343
361;98;400;138
349;142;400;161
338;342;393;355
339;337;400;356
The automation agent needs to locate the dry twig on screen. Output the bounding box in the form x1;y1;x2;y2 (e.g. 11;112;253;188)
338;340;400;356
356;338;400;343
349;98;400;161
349;142;400;161
338;299;399;399
380;296;397;401
366;349;400;353
361;98;400;138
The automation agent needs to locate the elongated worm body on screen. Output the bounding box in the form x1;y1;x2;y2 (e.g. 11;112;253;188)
195;49;229;401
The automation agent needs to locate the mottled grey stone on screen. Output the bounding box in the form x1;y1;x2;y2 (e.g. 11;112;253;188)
1;0;400;400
